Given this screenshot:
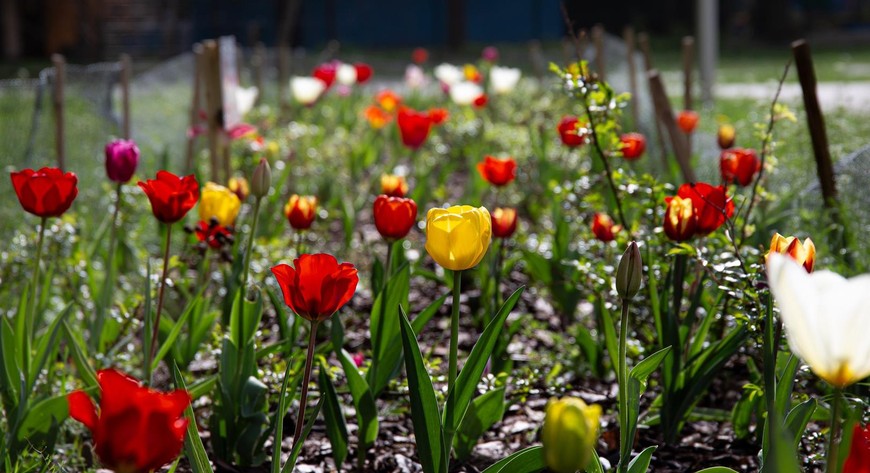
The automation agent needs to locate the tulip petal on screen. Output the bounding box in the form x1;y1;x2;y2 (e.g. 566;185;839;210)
68;390;98;431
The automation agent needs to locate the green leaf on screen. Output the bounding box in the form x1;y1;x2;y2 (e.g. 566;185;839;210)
319;361;349;467
271;358;304;473
627;445;657;473
444;287;523;434
0;317;22;414
694;468;739;473
598;298;618;376
281;397;325;473
368;263;410;395
16;394;67;442
398;306;446;473
172;363;214;473
30;305;73;391
338;350;379;448
480;445;546;473
784;398;816;451
454;386;506;460
411;293;449;334
229;288;264;347
152;294;202;371
585;448;605;473
624;347;671;465
62;321;98;389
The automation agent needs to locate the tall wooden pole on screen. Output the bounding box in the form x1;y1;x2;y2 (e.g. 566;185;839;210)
649;69;696;183
185;43;203;174
201;40;223;182
697;0;718;106
681;36;695;111
638;33;670;171
52;54;66;171
592;24;605;81
623;26;640;129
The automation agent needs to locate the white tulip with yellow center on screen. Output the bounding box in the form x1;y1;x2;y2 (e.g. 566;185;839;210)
434;63;463;86
290;77;327;105
336;63;357;86
449;81;483;106
489;66;521;94
767;253;870;388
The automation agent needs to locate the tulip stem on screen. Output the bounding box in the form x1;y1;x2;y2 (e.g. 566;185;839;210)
93;182;123;352
826;388;843;473
617;298;630;473
445;270;463;458
23;217;48;384
293;320;320;448
237;196;263;353
490;239;505;326
147;223;173;384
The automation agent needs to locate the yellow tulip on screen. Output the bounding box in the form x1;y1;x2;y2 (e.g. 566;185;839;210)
199;182;241;227
765;232;815;273
425;205;491;271
542;397;602;473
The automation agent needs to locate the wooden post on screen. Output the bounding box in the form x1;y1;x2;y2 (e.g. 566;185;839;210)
648;69;696;182
278;45;289;109
681;36;694;111
592;24;605;80
697;0;718;106
185;43;203;174
638;33;670;170
52;54;65;171
791;39;837;204
623;26;640;128
120;53;132;139
201;40;223;182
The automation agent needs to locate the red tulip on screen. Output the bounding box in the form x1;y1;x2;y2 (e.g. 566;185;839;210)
10;167;78;218
492;207;518;238
663;196;696;242
105;139;140;183
718;124;736;149
591;212;622;242
477;155;517;187
428;108;449;126
674;182;734;236
473;94;489;108
380;174;409;198
676;110;699;133
354;63;373;83
620;133;646;160
844;424;870;473
312;62;337;88
138;171;199;224
412;47;429;65
557;116;587;148
397;107;433;150
194;220;233;249
67;368;190;473
284;194;318;230
271;253;359;322
720;148;761;187
373;195;417;241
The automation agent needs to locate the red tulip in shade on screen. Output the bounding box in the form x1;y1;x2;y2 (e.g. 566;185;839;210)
473;94;489;108
557;116;587;148
673;182;734;236
844;424;870;473
373;195;417;241
138;171;199;224
105;139;140;183
676;110;700;133
10;167;78;218
591;212;622;242
412;47;429;65
620;133;646;160
271;253;359;322
354;63;373;83
428;108;449;126
67;369;191;473
284;194;318;230
195;220;233;249
663;196;696;242
720;148;761;187
491;207;518;238
397;107;433;150
312;62;337;88
477;155;517;187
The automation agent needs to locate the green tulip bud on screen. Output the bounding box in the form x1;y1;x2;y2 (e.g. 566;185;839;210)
616;241;642;299
542;397;602;473
251;157;271;199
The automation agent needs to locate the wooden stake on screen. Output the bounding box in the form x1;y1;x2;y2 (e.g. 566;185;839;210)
592;24;605;81
638;33;671;170
791;39;837;204
278;45;289;109
649;69;696;182
120;53;132;139
185;43;203;174
52;54;65;171
623;26;640;128
201;40;223;182
682;36;695;111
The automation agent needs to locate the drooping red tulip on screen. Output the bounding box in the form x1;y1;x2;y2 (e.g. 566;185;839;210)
676;110;700;133
284;194;318;230
354;63;373;83
373;195;417;241
105;139;140;183
271;253;359;322
557;116;587;148
477;155;517;187
312;62;338;88
844;424;870;473
397;107;433;150
138;171;199;224
619;133;646;160
67;368;191;473
10;167;78;218
674;182;734;236
491;207;518;239
720;148;761;187
591;212;622;242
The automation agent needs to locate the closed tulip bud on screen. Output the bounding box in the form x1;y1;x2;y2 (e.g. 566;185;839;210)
591;212;621;242
228;176;249;201
542;397;601;473
425;205;491;271
374;195;417;241
663;196;696;242
720;148;761;187
557;116;588;148
380;174;408;198
251;158;271;199
619;133;646;160
616;241;643;299
491;207;518;239
765;232;815;273
676;110;700;133
718;123;736;149
104;139;140;183
285;194;318;230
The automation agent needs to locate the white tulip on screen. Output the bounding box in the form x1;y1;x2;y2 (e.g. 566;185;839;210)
235;86;259;117
336;63;358;86
434;63;463;86
489;66;521;94
767;253;870;388
449;81;483;106
290;77;327;105
405;64;427;89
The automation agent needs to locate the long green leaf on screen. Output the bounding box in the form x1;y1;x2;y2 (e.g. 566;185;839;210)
627;445;657;473
368;263;410;394
398;306;446;473
62;321;97;389
585;448;605;473
338;350;379;447
152;294;203;371
271;358;304;473
694;468;739;473
624;347;671;464
444;287;523;433
172;363;214;473
454;386;506;460
30;304;73;391
319;361;348;467
281;397;324;473
480;445;546;473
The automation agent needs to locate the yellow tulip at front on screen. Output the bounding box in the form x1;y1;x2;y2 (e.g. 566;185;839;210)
425;205;491;271
542;397;602;473
199;182;241;227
